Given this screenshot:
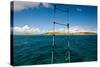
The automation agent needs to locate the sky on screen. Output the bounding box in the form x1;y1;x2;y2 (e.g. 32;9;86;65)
11;1;97;35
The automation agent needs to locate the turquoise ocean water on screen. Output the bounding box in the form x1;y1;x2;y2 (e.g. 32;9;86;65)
13;35;97;66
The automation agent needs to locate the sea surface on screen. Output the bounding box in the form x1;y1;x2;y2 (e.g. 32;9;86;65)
13;35;97;66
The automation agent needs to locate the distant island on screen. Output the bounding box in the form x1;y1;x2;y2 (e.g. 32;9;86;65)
43;32;97;35
14;31;97;35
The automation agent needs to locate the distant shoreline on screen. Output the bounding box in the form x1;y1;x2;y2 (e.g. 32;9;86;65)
13;31;97;36
43;32;97;35
13;34;97;36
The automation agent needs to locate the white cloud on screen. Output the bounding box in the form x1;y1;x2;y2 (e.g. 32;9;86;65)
13;25;96;35
70;26;83;32
70;26;96;33
13;25;41;35
13;1;51;11
49;26;96;33
42;3;50;8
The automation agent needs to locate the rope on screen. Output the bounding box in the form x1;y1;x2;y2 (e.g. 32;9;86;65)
51;5;56;64
67;23;70;63
51;5;70;63
55;22;68;26
66;8;70;63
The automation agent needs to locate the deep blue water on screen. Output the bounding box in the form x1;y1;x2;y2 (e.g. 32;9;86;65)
13;35;97;66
